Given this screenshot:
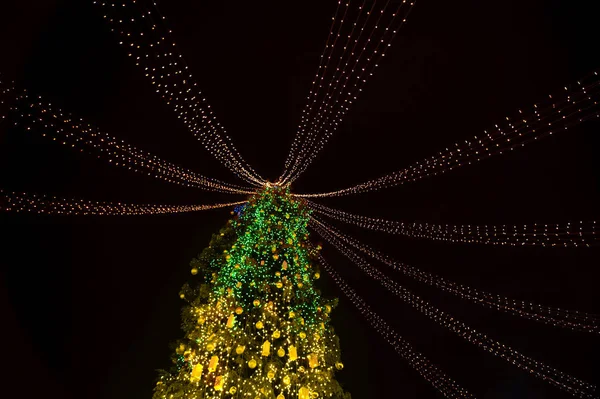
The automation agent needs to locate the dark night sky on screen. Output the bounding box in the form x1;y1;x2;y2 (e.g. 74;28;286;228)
1;1;599;398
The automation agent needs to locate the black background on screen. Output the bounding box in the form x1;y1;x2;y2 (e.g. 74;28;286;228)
1;1;599;398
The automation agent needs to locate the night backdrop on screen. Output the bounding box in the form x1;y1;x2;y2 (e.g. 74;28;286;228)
1;0;599;398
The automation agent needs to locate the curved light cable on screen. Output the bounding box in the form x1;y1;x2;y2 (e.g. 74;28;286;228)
312;215;600;333
1;189;246;216
318;254;475;399
12;92;255;195
95;1;265;186
283;0;417;185
297;71;600;197
279;0;350;182
309;200;599;247
312;219;597;398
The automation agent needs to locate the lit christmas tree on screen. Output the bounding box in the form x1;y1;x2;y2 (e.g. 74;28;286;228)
153;186;350;399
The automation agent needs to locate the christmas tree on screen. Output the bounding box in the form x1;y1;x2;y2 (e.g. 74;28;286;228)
153;186;350;399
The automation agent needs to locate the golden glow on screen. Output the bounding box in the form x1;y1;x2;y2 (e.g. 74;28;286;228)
208;356;219;372
226;314;235;328
262;340;271;356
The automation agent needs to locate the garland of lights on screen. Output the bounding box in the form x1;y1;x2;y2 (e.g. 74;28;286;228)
318;254;475;399
309;201;599;247
312;220;597;398
286;0;417;184
0;76;10;122
280;0;352;184
312;216;600;333
94;1;265;186
303;1;418;176
297;71;600;197
281;0;346;180
12;92;255;195
0;190;245;216
281;0;417;185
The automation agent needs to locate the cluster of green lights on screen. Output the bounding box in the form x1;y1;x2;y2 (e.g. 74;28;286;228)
212;186;326;326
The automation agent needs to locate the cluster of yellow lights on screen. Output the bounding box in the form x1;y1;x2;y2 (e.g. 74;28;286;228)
169;294;340;399
318;254;475;399
280;0;416;185
313;221;597;398
297;71;600;197
312;216;600;334
94;1;265;186
153;191;350;399
309;201;599;247
13;93;255;195
1;190;245;216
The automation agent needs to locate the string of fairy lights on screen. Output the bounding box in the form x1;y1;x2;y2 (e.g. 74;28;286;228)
280;0;352;184
93;1;265;186
281;0;346;181
317;254;475;399
308;200;599;247
280;0;399;183
311;219;597;398
285;1;417;185
2;2;599;398
11;92;255;195
280;0;417;185
297;71;600;197
280;0;412;183
0;189;245;216
311;216;600;334
0;76;11;123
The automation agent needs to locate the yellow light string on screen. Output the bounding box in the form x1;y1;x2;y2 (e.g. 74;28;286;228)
12;92;256;195
312;221;597;398
94;1;265;186
146;2;264;186
282;1;417;185
280;0;353;183
281;0;389;184
281;0;388;184
309;201;599;247
284;0;404;184
312;215;600;334
1;189;245;216
318;254;475;399
0;76;12;123
302;0;414;158
281;0;346;177
297;71;600;197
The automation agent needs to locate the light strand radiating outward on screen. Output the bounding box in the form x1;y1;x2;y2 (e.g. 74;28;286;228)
312;219;597;398
280;0;417;185
286;0;417;185
312;216;600;334
280;0;351;184
0;190;245;216
297;71;600;197
0;75;12;123
309;201;599;247
12;93;255;195
318;254;474;399
94;1;265;186
280;0;345;182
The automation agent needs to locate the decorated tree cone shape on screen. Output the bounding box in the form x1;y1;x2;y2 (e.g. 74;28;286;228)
153;186;350;399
